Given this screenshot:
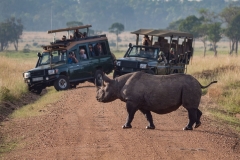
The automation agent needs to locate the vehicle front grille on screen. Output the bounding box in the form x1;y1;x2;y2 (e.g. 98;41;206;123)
30;70;45;77
121;61;138;68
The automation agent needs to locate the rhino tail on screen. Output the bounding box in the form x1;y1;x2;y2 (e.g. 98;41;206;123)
199;81;218;89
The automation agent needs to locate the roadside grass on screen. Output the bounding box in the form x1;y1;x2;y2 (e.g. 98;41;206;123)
188;49;240;130
0;140;18;154
10;87;62;118
0;52;37;103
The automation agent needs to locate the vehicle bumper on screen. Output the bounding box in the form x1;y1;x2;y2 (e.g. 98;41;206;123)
23;75;58;88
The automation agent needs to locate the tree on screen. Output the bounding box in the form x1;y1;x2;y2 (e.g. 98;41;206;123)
166;19;184;30
207;22;222;57
194;24;208;57
179;15;202;38
109;22;124;50
0;17;23;51
227;13;240;55
66;21;83;27
220;5;240;55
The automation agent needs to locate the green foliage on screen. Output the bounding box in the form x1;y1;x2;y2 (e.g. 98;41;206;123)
179;15;202;37
207;22;222;44
0;17;23;52
0;0;236;31
66;21;83;27
109;22;124;50
109;22;124;35
166;19;184;30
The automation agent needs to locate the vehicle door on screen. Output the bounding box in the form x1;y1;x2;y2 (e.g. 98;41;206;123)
94;41;113;72
75;44;93;80
68;48;81;81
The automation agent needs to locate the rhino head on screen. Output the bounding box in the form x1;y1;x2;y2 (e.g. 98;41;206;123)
96;72;134;103
96;74;118;103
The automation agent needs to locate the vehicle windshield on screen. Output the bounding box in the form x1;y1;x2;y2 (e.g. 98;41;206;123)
126;46;159;59
39;50;67;66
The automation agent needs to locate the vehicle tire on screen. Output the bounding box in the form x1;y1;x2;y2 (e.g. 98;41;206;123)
54;75;70;91
145;69;155;75
113;71;120;79
94;70;103;87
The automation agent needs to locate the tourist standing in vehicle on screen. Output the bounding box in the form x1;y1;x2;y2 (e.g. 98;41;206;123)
74;29;81;39
142;35;151;46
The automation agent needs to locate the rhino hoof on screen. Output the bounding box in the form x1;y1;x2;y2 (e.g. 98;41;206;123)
122;125;132;129
146;126;155;129
195;122;201;128
183;126;193;131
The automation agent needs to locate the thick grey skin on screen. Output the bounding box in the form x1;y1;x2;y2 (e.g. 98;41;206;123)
96;71;217;130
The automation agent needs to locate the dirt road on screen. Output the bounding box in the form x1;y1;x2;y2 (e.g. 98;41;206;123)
1;82;240;160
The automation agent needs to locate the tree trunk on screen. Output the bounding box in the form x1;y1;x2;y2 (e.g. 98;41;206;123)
214;42;217;57
231;40;235;55
14;40;18;51
203;41;206;57
0;42;3;52
235;40;238;56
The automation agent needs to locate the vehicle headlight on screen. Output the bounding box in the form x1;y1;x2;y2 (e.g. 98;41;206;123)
116;61;121;66
140;64;147;69
24;72;30;78
48;69;58;75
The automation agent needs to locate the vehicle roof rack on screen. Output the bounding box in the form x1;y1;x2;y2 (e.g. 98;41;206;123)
42;43;67;50
47;25;92;34
131;29;193;38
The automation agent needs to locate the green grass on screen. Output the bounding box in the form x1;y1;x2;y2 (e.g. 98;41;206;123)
0;140;18;154
208;110;240;132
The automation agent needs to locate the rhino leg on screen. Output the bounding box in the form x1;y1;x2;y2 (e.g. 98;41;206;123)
122;101;138;129
139;109;155;129
195;109;202;128
183;108;198;130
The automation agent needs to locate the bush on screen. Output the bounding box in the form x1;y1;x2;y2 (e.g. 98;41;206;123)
0;86;12;101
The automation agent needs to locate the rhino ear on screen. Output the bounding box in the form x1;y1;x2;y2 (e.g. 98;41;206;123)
103;74;113;83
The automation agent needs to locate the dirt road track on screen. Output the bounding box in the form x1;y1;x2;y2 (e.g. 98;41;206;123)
1;82;240;160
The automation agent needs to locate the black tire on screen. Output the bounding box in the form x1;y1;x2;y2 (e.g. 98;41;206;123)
94;70;103;87
54;75;70;91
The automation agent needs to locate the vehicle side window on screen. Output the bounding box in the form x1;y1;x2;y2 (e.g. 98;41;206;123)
79;45;88;60
93;42;107;56
88;43;96;58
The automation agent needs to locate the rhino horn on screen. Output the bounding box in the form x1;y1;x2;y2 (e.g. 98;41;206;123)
102;74;113;83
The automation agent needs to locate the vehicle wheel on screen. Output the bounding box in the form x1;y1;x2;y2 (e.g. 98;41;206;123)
113;71;120;79
145;70;155;75
94;70;103;87
54;75;70;91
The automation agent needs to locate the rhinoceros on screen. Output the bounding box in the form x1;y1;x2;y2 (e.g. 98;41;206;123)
96;71;217;130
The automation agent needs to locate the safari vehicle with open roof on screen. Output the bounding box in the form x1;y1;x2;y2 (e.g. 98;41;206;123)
113;29;193;78
23;25;116;94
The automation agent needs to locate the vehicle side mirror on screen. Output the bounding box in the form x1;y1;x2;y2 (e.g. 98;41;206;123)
37;52;42;57
129;43;132;48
